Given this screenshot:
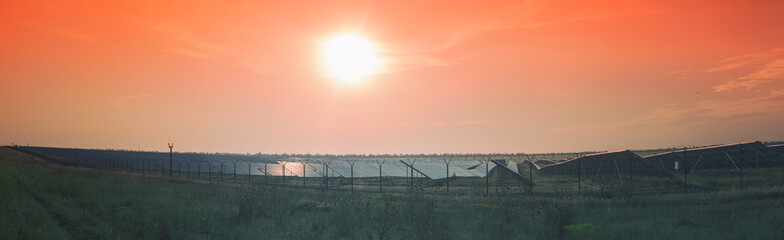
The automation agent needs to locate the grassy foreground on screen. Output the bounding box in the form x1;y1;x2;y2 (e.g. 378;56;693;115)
2;147;784;239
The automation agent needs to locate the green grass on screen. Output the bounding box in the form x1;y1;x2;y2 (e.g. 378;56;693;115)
2;147;784;239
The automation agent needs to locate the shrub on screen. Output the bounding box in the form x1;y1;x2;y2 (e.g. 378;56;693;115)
539;202;575;238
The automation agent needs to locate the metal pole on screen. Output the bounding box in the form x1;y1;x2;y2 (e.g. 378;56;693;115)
739;144;743;189
325;163;329;192
350;162;355;194
578;157;582;196
485;158;490;197
529;160;533;195
683;148;687;194
168;143;173;177
410;161;414;189
629;151;633;188
234;162;238;183
379;162;383;193
248;162;252;184
446;162;450;193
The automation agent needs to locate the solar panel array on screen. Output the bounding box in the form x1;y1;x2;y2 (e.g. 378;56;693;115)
641;141;783;172
17;141;783;181
16;146;500;179
256;158;493;179
537;150;676;178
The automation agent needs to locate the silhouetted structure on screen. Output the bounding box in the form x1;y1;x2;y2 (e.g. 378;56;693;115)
538;150;675;178
642;141;782;172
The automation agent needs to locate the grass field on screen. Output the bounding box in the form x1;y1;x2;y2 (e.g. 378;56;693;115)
2;147;784;239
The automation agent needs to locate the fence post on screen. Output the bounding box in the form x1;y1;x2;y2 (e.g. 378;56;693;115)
282;162;286;186
349;161;355;194
578;156;582;196
485;156;490;197
739;144;743;189
376;160;385;193
264;162;268;185
168;143;173;177
443;157;451;194
529;160;534;195
683;148;688;194
629;151;633;189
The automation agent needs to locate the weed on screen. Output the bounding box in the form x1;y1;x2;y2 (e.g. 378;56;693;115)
539;201;575;239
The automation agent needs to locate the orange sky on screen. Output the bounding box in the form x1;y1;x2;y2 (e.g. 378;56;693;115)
2;0;784;154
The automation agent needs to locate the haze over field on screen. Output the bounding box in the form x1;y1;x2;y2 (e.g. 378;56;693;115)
1;0;783;154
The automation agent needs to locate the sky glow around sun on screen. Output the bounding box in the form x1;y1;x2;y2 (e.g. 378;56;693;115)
324;35;379;84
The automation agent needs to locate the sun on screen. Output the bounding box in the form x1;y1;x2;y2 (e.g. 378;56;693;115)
323;35;379;84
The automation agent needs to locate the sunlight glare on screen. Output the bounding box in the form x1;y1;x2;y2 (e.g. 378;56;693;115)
324;35;379;84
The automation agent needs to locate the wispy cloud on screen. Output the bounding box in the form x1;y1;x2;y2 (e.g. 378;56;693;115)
379;1;668;75
156;33;228;61
712;79;772;92
628;48;784;129
433;2;668;51
703;48;784;92
21;23;102;45
617;89;784;128
739;58;784;80
131;20;229;61
705;47;784;73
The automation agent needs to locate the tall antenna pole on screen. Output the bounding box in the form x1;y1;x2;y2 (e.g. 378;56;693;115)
168;142;174;177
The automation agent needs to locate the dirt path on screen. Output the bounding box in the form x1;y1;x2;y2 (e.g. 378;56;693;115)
28;192;76;239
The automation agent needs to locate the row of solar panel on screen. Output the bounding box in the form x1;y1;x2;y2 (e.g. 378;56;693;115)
19;146;519;179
